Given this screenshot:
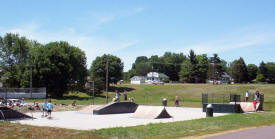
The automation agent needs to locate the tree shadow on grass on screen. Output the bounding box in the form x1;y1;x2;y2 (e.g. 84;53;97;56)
109;86;135;93
56;94;106;100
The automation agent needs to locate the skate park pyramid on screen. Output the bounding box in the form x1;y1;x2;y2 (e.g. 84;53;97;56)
0;106;32;120
132;105;172;119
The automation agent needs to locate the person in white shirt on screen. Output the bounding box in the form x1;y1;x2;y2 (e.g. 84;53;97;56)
245;91;250;102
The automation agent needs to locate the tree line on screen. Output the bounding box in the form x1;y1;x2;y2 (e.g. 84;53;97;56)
1;33;274;98
126;50;275;84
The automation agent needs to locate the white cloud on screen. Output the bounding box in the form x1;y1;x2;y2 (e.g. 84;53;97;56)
181;28;275;55
0;7;144;71
81;7;144;31
0;23;138;69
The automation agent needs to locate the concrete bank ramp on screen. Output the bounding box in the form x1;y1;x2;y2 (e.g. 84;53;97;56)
78;105;103;113
132;106;172;119
240;102;260;112
0;106;32;120
93;102;138;115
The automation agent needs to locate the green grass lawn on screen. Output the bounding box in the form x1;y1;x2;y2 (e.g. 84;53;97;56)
3;84;275;138
26;83;275;110
115;84;275;110
2;112;275;139
95;112;275;139
0;121;103;139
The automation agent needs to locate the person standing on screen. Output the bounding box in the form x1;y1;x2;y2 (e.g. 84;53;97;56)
115;89;120;102
42;100;48;117
255;90;260;102
245;91;250;102
253;90;260;111
175;96;179;107
47;100;53;118
123;90;128;101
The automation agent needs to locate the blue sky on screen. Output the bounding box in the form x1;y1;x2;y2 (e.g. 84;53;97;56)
1;0;275;71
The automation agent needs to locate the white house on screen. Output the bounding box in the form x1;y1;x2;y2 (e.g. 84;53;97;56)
130;76;146;84
145;72;169;84
208;72;234;84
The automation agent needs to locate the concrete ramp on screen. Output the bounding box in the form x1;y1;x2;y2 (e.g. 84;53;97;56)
240;102;260;112
93;102;138;115
132;106;172;119
0;106;32;120
78;105;102;113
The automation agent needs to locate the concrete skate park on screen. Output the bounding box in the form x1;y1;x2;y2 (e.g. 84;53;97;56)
3;92;263;131
12;102;227;130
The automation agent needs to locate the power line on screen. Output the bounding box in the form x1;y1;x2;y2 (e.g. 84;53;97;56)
134;61;275;67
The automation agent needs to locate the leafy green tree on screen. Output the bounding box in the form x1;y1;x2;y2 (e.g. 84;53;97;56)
258;61;268;79
132;56;151;76
266;62;275;83
90;54;123;94
208;54;225;81
196;54;208;83
149;55;165;73
179;59;192;82
247;64;258;82
230;57;248;83
0;33;31;87
67;46;88;91
127;69;136;79
161;52;186;81
31;41;88;98
256;74;265;82
179;50;199;83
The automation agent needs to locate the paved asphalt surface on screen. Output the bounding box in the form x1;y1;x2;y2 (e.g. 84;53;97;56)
205;125;275;139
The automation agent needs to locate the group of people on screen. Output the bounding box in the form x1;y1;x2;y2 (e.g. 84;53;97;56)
0;98;26;108
41;100;53;118
245;90;261;102
245;90;261;110
113;89;129;102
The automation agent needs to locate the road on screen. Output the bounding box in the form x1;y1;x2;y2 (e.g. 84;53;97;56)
205;125;275;139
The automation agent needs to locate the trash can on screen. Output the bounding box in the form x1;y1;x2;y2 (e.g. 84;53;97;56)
162;98;167;106
206;104;213;117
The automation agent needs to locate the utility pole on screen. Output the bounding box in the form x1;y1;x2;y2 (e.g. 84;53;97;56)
92;81;95;105
105;56;109;103
30;65;33;98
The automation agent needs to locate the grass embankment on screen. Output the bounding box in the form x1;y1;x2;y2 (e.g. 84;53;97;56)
95;112;275;139
0;121;103;139
117;84;275;109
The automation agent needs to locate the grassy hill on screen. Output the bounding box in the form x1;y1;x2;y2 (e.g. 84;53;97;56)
28;83;275;110
114;84;275;109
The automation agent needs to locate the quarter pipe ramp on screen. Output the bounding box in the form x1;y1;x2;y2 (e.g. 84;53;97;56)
240;102;260;112
93;102;138;115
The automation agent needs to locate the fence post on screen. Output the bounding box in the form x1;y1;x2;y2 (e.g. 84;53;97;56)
30;88;32;99
5;88;7;99
259;93;264;111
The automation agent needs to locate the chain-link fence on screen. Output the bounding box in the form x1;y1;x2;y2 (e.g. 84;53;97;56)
0;88;46;99
202;93;264;104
